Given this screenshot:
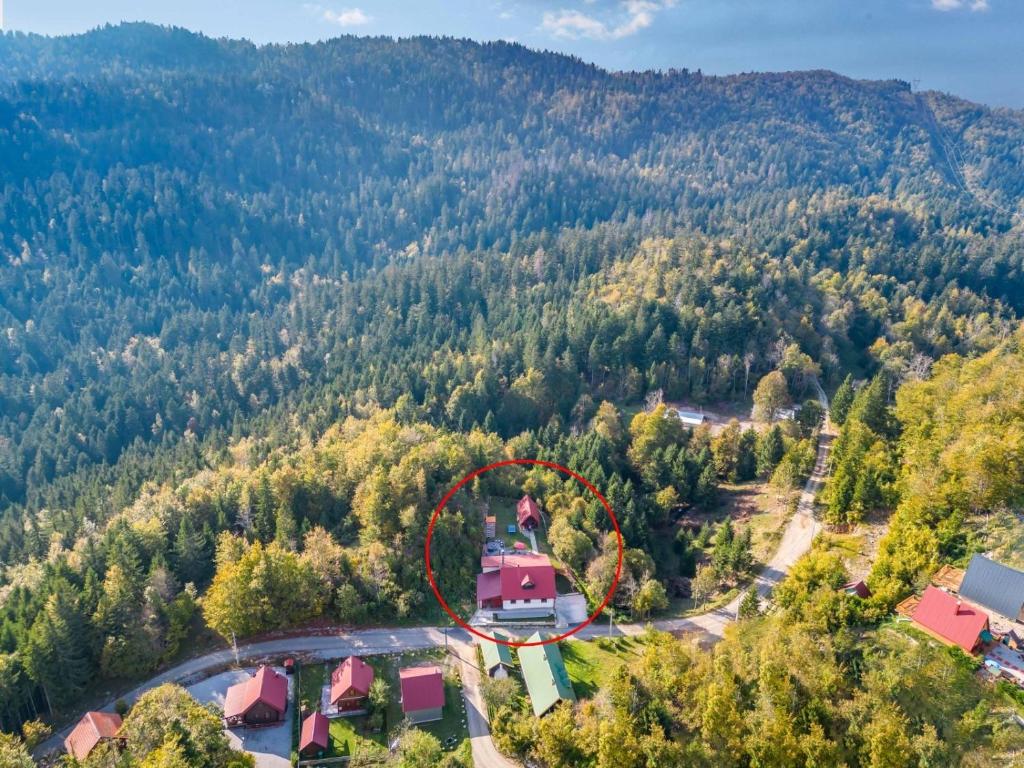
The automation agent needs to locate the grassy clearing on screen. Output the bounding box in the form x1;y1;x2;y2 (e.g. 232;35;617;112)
484;496;553;556
969;510;1024;570
561;636;647;698
378;649;469;753
717;481;795;565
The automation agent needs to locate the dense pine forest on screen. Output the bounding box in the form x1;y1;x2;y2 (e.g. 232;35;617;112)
1;23;1024;766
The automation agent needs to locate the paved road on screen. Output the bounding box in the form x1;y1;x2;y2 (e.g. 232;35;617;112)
40;384;832;766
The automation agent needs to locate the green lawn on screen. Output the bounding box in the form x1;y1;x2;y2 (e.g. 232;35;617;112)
561;636;647;698
294;660;387;762
378;649;469;753
479;495;553;556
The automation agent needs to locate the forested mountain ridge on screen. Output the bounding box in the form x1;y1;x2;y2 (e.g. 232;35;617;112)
2;24;1023;529
1;23;1024;763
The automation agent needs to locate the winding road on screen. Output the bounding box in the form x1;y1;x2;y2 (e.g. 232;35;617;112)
39;384;832;767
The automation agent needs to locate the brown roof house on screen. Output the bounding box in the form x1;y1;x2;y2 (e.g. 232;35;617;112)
399;666;445;724
299;712;330;758
223;666;289;727
65;711;124;761
329;656;375;715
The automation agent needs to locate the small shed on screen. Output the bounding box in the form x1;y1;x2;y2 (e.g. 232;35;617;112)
842;580;871;599
299;712;330;758
479;631;515;679
399;666;445;724
1005;629;1024;651
672;409;708;427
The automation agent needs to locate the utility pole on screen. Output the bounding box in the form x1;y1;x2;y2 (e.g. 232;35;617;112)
231;631;240;666
607;607;614;638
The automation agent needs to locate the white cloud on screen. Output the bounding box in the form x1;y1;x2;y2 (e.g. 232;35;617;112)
540;0;674;41
931;0;989;10
323;7;372;26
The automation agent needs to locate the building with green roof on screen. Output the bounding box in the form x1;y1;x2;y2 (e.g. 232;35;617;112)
517;632;576;717
479;631;515;679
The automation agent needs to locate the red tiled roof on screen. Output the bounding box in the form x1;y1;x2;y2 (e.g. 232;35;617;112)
223;666;288;719
399;666;444;713
480;552;551;570
517;495;542;527
331;656;374;704
299;712;329;753
912;586;989;653
500;562;556;601
477;570;502;603
64;711;122;761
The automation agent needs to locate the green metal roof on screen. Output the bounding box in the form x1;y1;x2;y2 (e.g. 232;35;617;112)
480;631;514;672
517;632;576;717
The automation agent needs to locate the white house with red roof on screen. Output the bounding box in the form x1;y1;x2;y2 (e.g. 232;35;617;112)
223;665;289;727
476;551;556;618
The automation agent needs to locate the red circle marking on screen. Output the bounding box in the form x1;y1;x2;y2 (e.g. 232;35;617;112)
425;458;624;648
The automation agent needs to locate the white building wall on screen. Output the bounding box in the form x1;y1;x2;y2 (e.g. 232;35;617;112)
501;597;555;612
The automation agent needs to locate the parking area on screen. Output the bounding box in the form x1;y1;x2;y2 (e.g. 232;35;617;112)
187;667;293;768
555;593;589;628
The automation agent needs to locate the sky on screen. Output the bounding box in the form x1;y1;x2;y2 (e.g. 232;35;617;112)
2;0;1022;108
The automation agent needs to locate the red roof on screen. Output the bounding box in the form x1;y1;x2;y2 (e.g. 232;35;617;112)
400;666;445;713
299;712;329;753
500;562;556;601
842;580;871;599
481;551;551;570
517;495;542;527
912;586;989;653
477;570;502;603
64;711;122;761
331;656;375;703
223;666;289;720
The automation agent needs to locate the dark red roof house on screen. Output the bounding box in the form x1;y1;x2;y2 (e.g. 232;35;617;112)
911;586;990;654
64;711;123;761
330;656;375;712
477;569;503;609
516;495;542;531
477;558;557;610
500;562;556;602
399;666;445;724
299;712;330;758
842;580;871;599
223;665;289;727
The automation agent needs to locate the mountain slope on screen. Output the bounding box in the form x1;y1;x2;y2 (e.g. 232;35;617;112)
0;22;1022;547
